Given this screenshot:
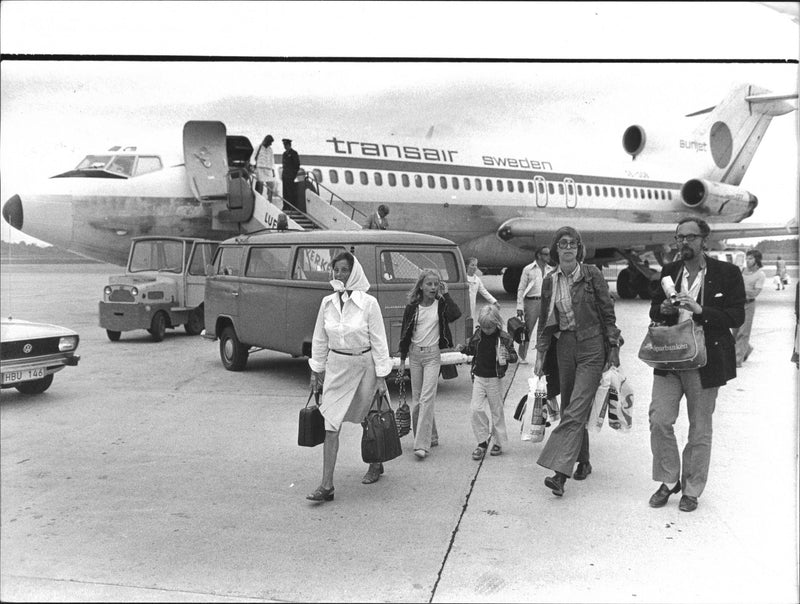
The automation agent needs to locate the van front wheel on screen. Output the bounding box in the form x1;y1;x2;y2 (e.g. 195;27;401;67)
220;326;249;371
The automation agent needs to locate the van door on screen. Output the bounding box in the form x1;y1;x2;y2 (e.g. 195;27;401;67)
204;245;244;338
238;246;291;350
185;241;219;308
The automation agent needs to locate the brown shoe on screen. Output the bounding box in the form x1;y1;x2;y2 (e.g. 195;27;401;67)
649;482;680;508
544;472;567;496
679;495;698;512
573;462;592;480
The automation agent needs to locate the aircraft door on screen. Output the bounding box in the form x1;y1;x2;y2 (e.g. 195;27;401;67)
564;177;577;208
533;175;547;208
183;121;229;201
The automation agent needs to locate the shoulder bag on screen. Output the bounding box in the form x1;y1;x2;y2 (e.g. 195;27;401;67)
361;391;403;463
298;392;326;447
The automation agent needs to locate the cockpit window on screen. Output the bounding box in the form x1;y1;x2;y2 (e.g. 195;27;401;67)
70;154;162;178
76;155;114;170
134;156;163;176
107;156;136;176
129;240;184;273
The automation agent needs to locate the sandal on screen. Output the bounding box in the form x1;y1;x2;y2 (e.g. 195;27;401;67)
471;446;486;461
362;463;384;484
490;444;502;456
306;485;335;502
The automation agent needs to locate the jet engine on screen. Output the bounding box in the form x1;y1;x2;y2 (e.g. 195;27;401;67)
622;125;646;158
680;178;758;218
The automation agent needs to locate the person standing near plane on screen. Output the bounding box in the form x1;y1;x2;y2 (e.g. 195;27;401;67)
775;255;788;290
516;246;551;363
281;138;302;212
307;251;393;502
466;257;498;326
249;134;275;203
647;217;745;513
365;204;390;230
398;269;462;459
534;226;620;497
732;249;766;367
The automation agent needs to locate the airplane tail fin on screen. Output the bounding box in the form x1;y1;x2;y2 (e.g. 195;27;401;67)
687;84;797;185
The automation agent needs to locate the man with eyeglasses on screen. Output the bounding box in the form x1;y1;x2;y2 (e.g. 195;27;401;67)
647;217;745;512
516;246;552;362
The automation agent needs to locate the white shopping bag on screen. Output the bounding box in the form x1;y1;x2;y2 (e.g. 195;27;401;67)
608;368;633;431
588;368;613;432
521;376;547;442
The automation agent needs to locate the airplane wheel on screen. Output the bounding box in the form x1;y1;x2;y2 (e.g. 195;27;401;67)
106;330;121;342
502;267;522;295
220;325;249;371
15;373;54;395
616;268;637;299
184;306;204;335
638;278;656;300
148;312;167;342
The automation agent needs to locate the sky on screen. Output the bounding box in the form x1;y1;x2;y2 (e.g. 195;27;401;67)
1;1;798;245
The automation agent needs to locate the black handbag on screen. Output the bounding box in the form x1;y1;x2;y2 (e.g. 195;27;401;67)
507;316;526;344
440;364;458;380
298;392;326;447
361;391;403;463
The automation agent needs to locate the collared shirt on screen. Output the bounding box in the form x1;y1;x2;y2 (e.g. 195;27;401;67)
553;263;582;331
516;261;547;310
309;290;392;376
467;273;497;323
678;264;706;323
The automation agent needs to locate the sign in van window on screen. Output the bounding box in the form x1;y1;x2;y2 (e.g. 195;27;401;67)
293;246;346;281
379;250;459;283
246;247;291;279
215;246;243;276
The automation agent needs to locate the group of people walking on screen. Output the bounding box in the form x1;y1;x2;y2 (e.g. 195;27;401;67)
249;134;302;212
304;217;749;515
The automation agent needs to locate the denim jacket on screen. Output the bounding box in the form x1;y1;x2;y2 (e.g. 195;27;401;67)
462;328;518;379
536;263;620;356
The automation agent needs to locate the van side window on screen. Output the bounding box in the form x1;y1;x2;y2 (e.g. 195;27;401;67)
246;247;291;279
215;246;243;276
379;250;459;283
292;246;346;281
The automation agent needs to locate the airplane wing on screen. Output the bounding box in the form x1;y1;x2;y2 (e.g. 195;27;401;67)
497;217;798;249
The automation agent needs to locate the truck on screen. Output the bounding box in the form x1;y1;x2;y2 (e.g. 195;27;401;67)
99;236;219;342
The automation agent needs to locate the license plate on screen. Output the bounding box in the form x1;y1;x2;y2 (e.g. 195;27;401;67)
2;368;45;385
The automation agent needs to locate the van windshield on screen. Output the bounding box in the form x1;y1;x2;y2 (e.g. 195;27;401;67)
379;250;459;283
129;240;184;273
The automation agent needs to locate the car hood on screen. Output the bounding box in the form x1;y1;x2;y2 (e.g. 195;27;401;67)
1;319;78;342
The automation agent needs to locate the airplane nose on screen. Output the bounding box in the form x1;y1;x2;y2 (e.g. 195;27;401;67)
2;194;23;230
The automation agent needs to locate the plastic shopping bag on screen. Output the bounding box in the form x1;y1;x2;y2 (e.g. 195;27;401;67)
521;377;547;442
608;368;633;431
589;369;613;432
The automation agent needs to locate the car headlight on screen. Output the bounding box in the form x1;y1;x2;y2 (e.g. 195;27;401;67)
131;287;139;297
104;286;112;296
58;335;78;351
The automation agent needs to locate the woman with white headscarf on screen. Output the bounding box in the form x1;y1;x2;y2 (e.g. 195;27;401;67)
306;251;393;502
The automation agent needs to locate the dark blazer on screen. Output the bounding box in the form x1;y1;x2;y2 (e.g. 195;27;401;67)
649;255;745;388
399;293;462;361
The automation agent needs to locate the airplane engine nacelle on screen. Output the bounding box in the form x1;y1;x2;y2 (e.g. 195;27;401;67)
680;179;758;218
622;125;646;158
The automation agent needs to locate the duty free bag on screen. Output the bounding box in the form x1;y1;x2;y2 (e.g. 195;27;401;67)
298;392;326;447
361;391;403;463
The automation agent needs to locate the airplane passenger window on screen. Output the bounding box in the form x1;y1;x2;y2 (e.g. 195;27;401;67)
313;169;323;184
329;170;339;184
661;190;667;200
486;179;493;192
475;179;482;191
401;174;409;187
388;173;396;187
517;181;524;193
558;183;564;195
586;185;591;197
497;180;504;192
360;171;368;185
507;180;514;192
577;185;583;195
668;191;673;200
595;186;600;196
610;187;616;198
452;177;459;190
134;156;163;176
548;183;554;195
528;182;534;194
602;186;607;197
428;176;435;188
647;190;652;199
415;175;422;188
463;178;471;191
538;182;545;194
567;183;574;195
633;189;638;199
625;188;630;198
374;172;383;186
345;170;354;185
440;176;447;189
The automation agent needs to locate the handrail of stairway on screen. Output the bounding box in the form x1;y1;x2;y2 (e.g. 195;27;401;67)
308;177;368;222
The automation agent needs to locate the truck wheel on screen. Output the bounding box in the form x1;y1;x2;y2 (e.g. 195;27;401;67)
15;374;54;395
106;330;121;342
220;325;249;371
184;306;204;335
148;312;167;342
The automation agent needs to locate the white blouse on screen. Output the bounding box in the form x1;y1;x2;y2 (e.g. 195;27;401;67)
309;290;393;376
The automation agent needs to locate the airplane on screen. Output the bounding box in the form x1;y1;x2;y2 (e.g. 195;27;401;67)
2;83;797;299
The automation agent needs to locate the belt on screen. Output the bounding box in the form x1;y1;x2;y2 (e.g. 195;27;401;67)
331;348;371;356
411;344;438;352
525;296;541;300
746;298;756;303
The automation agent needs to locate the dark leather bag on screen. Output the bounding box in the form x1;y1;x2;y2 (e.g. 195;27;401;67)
507;316;526;344
298;392;326;447
361;391;403;463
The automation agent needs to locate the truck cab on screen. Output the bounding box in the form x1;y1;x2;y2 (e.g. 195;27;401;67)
99;236;218;341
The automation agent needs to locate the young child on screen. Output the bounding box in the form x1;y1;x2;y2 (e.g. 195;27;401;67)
459;305;518;460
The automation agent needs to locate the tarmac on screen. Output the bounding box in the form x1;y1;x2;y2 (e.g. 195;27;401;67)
1;263;798;603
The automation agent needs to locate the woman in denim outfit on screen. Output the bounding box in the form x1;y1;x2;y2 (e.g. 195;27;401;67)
534;226;621;497
398;269;462;459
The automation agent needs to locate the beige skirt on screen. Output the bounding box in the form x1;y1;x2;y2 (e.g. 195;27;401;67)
319;351;378;431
